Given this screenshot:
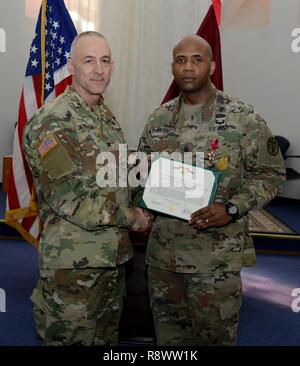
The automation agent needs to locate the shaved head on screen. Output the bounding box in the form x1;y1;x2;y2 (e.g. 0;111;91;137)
171;34;216;103
70;31;110;61
173;35;213;61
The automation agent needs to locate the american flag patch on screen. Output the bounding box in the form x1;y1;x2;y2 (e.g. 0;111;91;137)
38;134;58;157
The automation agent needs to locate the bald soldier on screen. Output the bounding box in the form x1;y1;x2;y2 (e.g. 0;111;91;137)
23;31;151;346
138;35;286;346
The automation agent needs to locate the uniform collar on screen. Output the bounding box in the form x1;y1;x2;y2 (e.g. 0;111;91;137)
178;85;217;111
65;85;104;115
171;85;218;125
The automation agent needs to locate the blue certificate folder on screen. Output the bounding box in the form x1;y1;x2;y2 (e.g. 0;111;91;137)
137;157;221;221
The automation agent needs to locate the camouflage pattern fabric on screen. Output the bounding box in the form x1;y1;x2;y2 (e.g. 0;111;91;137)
23;86;133;269
32;266;125;346
148;266;242;346
23;86;133;345
138;87;286;273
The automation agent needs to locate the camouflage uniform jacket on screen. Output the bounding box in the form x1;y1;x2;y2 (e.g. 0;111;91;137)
138;87;286;273
23;86;133;270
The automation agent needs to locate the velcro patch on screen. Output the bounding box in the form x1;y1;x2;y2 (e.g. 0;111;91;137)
267;136;279;156
38;134;58;157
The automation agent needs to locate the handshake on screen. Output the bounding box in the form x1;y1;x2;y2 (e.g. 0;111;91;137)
128;207;154;234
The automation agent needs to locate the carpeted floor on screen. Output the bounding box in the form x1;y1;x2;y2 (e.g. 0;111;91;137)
0;240;40;346
238;253;300;346
0;241;300;346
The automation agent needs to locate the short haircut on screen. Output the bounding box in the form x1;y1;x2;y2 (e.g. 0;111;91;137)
70;31;107;58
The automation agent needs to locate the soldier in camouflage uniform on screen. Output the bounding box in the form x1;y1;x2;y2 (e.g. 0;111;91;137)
138;35;286;346
23;32;150;346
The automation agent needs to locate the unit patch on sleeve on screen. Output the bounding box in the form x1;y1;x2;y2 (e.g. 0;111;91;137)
267;136;279;156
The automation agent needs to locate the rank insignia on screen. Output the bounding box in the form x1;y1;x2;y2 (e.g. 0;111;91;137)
215;113;226;125
217;156;229;171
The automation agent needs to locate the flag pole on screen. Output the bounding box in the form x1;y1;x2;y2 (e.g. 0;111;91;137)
40;0;47;105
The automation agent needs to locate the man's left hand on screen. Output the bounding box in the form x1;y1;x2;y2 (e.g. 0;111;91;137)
189;203;231;230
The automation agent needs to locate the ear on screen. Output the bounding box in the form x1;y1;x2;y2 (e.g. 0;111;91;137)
210;60;216;76
171;62;175;76
67;58;74;75
110;59;115;75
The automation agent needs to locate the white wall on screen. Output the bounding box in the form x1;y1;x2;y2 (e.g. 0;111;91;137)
0;0;299;198
99;0;210;149
0;0;36;180
221;0;300;198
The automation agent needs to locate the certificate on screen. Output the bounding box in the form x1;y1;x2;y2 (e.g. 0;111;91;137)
139;157;220;220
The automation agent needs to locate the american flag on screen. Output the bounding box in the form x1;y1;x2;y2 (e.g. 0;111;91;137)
5;0;77;246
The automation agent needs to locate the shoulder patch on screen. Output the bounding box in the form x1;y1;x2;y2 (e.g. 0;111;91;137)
38;134;58;157
267;136;279;156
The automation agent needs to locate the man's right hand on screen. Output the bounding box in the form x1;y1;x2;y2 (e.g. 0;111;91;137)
130;207;153;233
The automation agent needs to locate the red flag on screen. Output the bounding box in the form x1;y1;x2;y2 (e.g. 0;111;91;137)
5;0;77;246
162;2;223;104
212;0;221;26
